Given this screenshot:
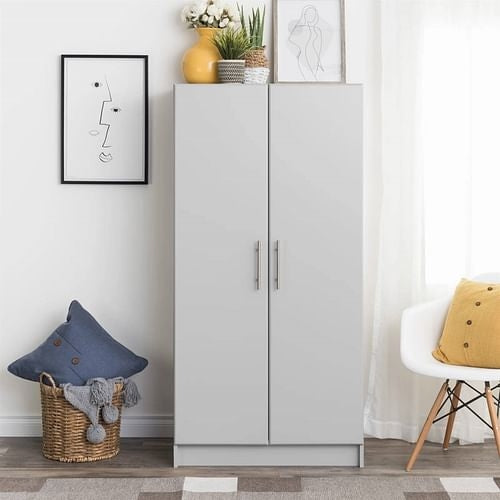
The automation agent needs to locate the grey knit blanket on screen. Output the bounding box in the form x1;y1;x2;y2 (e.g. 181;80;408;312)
61;377;140;443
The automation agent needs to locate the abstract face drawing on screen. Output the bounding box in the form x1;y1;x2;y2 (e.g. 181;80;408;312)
63;56;147;183
88;78;122;164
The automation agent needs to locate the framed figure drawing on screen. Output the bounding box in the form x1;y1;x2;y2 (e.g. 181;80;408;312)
273;0;345;83
61;55;148;184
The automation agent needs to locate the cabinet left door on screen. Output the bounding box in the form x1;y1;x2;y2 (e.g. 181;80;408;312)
174;85;269;445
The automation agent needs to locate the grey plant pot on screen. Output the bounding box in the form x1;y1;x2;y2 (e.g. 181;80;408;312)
217;60;245;84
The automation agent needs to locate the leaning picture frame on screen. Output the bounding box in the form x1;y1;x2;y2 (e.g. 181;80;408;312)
273;0;345;83
61;54;149;184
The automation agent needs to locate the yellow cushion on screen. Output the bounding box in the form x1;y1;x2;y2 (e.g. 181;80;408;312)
433;278;500;367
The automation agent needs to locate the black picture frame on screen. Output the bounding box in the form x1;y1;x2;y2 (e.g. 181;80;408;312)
61;54;149;184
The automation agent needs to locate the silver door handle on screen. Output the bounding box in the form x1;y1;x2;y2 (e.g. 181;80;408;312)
275;240;281;290
256;240;262;290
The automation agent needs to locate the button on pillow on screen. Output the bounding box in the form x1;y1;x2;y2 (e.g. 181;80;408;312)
8;300;148;385
433;279;500;368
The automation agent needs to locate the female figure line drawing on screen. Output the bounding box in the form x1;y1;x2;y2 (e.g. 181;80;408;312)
288;5;324;81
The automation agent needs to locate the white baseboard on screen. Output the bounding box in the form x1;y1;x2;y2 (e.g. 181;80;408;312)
0;415;174;438
0;417;41;437
120;416;174;438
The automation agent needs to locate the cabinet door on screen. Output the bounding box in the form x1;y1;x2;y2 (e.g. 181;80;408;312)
175;85;268;445
269;84;363;444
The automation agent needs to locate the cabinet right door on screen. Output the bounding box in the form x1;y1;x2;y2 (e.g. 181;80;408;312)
269;84;363;444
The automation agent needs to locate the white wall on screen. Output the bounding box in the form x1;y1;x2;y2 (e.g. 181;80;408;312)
0;0;373;436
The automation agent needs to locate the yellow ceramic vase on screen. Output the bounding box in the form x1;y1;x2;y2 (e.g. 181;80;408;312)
182;28;220;83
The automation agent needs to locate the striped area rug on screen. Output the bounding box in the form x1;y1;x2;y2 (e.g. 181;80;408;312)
2;476;500;499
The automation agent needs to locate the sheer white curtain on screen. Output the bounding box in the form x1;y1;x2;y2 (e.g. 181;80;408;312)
364;0;500;443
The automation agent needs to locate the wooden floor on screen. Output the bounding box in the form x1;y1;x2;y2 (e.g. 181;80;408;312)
1;437;500;478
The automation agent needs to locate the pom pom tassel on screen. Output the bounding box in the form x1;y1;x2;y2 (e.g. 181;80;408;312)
102;404;120;424
86;423;106;444
123;379;141;408
88;378;112;407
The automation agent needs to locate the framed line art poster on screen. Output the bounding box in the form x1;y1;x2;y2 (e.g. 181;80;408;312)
273;0;345;83
61;55;148;184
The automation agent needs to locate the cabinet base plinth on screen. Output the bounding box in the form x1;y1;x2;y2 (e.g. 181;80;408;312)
173;444;363;467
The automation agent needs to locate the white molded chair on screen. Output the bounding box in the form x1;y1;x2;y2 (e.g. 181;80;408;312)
401;273;500;471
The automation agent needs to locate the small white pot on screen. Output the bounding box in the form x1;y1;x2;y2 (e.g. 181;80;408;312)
217;60;245;83
243;67;270;84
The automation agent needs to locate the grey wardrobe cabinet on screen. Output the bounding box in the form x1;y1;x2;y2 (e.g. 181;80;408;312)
174;83;363;467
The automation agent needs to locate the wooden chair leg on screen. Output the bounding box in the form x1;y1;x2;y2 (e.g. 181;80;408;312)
406;380;448;472
443;381;462;451
485;382;500;456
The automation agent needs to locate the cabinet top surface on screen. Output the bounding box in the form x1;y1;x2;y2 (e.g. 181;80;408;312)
174;83;363;88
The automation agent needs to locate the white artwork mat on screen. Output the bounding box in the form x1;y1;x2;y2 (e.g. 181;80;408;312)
276;0;343;82
63;57;146;182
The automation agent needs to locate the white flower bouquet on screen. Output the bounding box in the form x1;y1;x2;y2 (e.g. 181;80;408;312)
181;0;239;29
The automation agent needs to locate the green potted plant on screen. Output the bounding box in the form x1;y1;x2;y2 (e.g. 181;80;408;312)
238;5;269;84
212;27;253;83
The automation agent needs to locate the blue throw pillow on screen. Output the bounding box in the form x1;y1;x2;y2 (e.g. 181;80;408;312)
8;300;148;385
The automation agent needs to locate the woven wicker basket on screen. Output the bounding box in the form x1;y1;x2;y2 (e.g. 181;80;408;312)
39;372;123;462
244;67;270;84
244;47;269;69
